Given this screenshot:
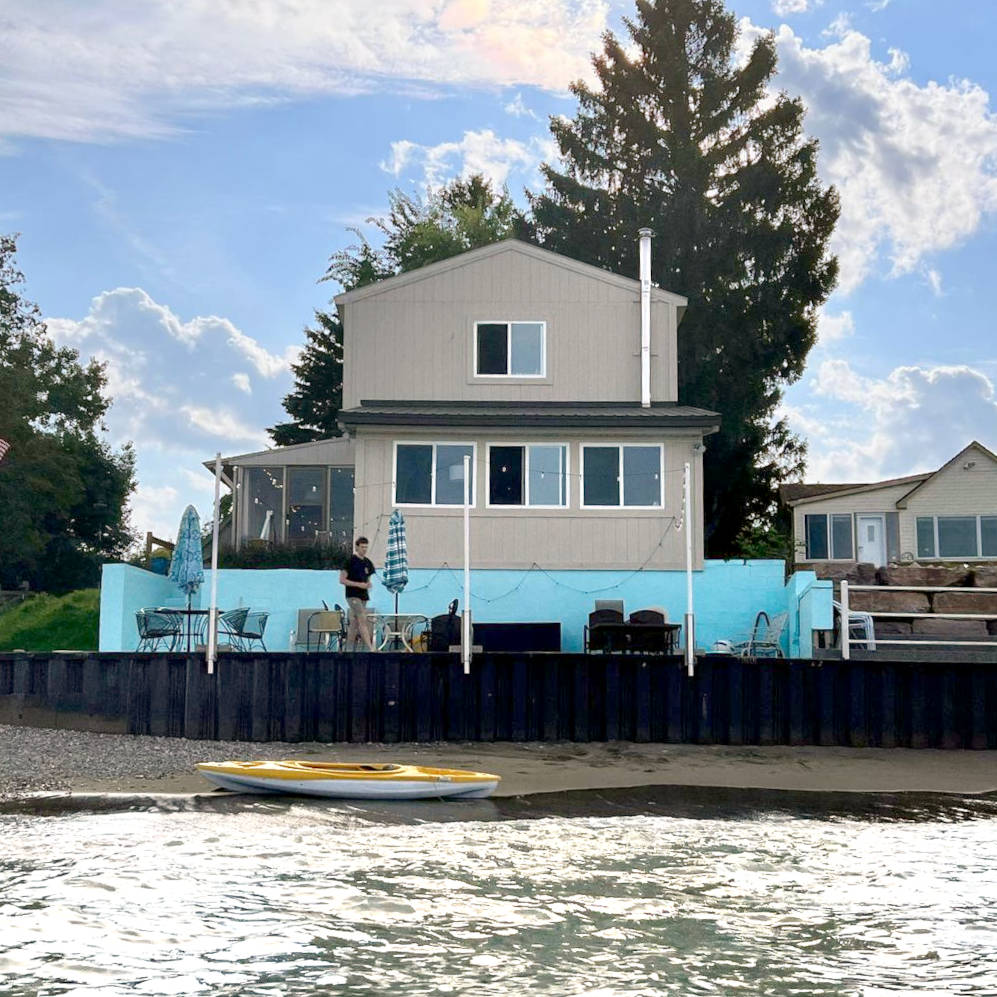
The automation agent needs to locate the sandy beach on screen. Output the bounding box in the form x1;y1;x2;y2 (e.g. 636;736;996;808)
2;723;997;802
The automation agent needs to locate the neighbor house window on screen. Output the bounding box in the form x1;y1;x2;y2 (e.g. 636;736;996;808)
328;467;355;547
287;467;326;544
804;513;853;560
487;444;568;507
475;321;545;377
915;516;997;558
394;443;475;506
581;444;662;508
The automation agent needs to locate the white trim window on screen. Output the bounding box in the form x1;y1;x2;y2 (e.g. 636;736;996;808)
474;321;545;377
804;513;854;560
916;515;997;559
394;442;475;506
580;444;663;508
486;444;568;508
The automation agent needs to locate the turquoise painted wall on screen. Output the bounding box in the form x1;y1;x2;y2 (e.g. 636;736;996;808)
101;559;830;655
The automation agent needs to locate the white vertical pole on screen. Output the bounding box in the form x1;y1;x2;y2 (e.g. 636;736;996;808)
206;452;222;675
840;580;850;660
462;454;472;675
684;461;695;677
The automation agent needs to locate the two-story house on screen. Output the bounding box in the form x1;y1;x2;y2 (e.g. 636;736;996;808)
102;234;833;655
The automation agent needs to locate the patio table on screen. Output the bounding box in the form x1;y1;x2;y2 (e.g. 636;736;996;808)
377;613;431;652
156;607;222;652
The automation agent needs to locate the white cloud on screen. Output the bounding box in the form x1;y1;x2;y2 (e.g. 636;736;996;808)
817;310;855;343
1;1;607;143
787;361;997;481
381;128;558;191
772;0;816;15
758;20;997;293
46;288;298;536
505;93;539;119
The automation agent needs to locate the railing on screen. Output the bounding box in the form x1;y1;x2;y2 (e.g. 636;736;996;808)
840;581;997;659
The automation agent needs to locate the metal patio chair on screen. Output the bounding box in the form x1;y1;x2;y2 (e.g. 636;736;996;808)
729;611;788;658
234;610;270;651
135;609;182;652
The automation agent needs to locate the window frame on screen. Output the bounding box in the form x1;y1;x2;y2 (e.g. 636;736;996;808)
914;515;997;559
473;320;547;379
484;442;570;509
579;442;664;510
392;441;477;508
803;512;854;561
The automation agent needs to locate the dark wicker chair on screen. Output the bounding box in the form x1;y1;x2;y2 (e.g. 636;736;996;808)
584;607;624;653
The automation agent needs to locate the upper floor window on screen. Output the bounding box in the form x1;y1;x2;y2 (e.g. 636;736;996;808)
394;442;475;506
804;513;853;560
475;321;545;377
581;444;663;508
487;444;568;507
916;515;997;558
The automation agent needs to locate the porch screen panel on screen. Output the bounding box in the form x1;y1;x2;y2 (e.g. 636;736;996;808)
982;517;997;557
583;447;620;506
831;514;853;559
287;467;325;543
396;445;432;504
805;514;828;560
938;516;977;557
916;517;935;558
489;446;524;505
528;445;566;506
329;468;355;547
245;467;284;543
435;445;474;505
623;446;662;507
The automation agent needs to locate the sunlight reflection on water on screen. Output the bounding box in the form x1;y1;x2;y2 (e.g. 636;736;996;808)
2;799;996;996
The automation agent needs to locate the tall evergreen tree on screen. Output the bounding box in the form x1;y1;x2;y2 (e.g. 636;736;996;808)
530;0;839;553
269;176;526;445
0;234;135;592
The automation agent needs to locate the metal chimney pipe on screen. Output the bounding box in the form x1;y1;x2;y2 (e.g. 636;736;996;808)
638;228;653;408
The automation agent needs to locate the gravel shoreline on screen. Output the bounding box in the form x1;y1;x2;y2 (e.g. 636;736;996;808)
0;724;318;800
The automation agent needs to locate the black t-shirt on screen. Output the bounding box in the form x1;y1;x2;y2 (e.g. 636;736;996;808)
344;554;375;601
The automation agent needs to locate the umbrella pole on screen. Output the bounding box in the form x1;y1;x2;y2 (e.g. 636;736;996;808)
187;593;193;652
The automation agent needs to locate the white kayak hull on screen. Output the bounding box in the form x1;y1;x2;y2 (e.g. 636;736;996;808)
196;760;500;800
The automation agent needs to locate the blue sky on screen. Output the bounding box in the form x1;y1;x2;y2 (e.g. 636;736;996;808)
2;0;995;538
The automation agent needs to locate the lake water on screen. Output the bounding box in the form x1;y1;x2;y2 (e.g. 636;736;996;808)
2;789;997;996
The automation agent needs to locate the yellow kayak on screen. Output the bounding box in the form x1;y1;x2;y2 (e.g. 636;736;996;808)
196;760;501;799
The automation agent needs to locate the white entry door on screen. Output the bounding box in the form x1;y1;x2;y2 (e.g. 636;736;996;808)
856;515;886;566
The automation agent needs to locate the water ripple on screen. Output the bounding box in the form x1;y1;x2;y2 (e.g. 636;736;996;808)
1;805;996;995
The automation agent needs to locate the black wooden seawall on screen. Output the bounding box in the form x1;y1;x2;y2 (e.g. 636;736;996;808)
1;652;995;749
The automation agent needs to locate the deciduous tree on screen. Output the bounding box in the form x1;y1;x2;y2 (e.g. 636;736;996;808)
0;234;135;592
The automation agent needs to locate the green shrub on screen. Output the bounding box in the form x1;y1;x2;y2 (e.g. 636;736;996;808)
216;542;351;571
0;589;100;652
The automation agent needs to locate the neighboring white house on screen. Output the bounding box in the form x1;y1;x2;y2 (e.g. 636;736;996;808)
781;441;997;568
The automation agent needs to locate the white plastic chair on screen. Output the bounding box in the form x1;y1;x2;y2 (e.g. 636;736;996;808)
833;600;876;651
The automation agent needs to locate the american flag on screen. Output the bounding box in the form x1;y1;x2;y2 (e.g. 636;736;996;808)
0;438;9;463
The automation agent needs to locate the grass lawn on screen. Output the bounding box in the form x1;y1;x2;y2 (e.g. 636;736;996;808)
0;589;100;652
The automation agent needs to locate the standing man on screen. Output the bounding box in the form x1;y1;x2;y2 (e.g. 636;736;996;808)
341;536;376;651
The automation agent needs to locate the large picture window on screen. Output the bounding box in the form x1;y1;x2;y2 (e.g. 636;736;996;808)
487;444;568;507
475;321;545;377
916;516;997;558
581;444;662;508
394;443;475;506
804;513;853;560
245;466;284;542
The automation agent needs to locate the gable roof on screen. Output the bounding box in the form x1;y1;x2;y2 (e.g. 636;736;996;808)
895;440;997;508
333;239;689;314
781;441;997;508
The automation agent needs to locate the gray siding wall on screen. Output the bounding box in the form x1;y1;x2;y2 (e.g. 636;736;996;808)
341;250;678;408
354;428;705;571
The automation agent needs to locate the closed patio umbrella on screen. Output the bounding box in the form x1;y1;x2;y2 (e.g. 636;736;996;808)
382;509;409;616
168;504;205;650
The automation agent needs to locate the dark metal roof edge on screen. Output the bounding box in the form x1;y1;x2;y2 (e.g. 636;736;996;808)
339;411;721;429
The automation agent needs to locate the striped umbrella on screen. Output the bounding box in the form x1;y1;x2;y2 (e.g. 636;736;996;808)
382;509;409;615
168;505;205;649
